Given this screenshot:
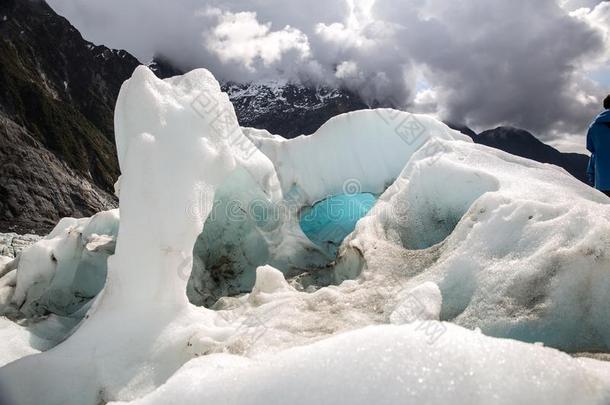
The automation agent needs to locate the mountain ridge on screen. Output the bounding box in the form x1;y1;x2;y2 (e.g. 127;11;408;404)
472;126;589;183
0;0;142;233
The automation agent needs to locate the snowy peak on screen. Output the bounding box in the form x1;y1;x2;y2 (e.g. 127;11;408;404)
147;55;185;79
221;80;368;138
145;60;368;138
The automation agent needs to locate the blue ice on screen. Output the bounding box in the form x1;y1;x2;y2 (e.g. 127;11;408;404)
299;193;377;257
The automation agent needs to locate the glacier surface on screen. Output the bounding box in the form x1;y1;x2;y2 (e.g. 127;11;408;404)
0;66;610;405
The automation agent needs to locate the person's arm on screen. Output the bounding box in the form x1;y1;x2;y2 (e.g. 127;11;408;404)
586;124;596;186
587;153;595;186
587;124;595;154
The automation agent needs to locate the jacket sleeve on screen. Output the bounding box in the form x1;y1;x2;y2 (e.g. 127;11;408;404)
587;124;595;154
587;154;595;185
586;124;596;186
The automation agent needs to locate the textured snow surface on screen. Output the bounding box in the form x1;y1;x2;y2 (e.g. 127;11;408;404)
0;210;118;320
347;140;610;351
0;318;47;368
114;324;610;405
1;67;610;405
0;233;40;259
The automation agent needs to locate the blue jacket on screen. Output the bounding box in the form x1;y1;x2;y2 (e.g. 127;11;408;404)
586;110;610;190
587;154;595;185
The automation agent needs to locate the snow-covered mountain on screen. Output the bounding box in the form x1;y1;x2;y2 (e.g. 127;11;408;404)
222;80;367;138
151;61;368;138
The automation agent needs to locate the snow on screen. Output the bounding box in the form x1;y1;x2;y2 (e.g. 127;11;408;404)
344;140;610;351
0;318;46;368
245;109;468;205
0;233;40;258
2;210;118;320
1;66;610;404
111;324;610;405
222;79;345;121
250;265;293;295
224;78;289;100
0;256;13;274
390;281;443;324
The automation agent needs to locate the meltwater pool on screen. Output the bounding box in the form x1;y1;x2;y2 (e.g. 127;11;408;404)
299;193;377;257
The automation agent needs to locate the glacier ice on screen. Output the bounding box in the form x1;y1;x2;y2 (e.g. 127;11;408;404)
114;324;610;405
344;140;610;351
0;317;51;368
299;192;377;257
12;210;118;317
1;66;610;405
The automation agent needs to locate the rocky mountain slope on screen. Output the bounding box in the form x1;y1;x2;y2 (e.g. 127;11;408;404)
0;0;138;233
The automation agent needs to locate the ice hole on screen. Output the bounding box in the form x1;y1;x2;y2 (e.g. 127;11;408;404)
299;193;377;257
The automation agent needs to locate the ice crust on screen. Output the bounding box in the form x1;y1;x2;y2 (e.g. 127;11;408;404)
1;67;610;405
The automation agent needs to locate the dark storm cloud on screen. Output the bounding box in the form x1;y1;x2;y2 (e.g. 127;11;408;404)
47;0;610;147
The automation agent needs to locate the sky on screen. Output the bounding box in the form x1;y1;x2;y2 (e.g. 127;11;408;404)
47;0;610;154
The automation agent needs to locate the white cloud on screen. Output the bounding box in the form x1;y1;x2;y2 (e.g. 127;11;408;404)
560;0;605;11
334;60;360;79
204;9;310;69
570;2;610;62
413;88;439;115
